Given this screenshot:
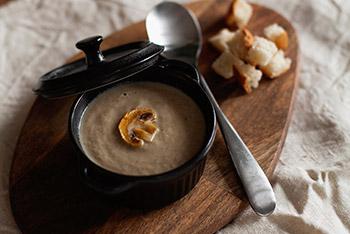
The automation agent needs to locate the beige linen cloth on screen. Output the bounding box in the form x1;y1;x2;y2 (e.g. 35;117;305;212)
0;0;349;233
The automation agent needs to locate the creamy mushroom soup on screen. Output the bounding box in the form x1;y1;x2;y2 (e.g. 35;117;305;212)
79;82;206;176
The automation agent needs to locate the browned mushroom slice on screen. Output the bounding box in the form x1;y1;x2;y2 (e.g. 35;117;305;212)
118;107;159;147
133;127;157;142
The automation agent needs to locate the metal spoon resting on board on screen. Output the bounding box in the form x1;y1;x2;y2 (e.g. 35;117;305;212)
146;2;276;216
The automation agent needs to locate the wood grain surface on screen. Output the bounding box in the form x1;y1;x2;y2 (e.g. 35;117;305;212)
0;0;10;6
9;0;299;233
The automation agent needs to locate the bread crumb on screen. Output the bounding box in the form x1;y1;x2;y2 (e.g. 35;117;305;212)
232;55;262;93
264;23;289;50
227;0;253;28
246;36;278;66
212;51;236;79
209;28;236;52
261;50;291;78
227;28;254;59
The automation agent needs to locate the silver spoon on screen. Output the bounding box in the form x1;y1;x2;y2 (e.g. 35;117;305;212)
146;2;276;216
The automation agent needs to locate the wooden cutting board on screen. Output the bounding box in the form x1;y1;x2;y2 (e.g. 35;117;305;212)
9;0;299;233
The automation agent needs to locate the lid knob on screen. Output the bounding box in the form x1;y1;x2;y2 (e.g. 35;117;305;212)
76;35;105;67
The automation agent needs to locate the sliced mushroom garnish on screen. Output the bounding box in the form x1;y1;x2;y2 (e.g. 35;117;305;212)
118;107;159;148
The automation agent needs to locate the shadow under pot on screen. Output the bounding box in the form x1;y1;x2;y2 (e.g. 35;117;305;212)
35;36;216;208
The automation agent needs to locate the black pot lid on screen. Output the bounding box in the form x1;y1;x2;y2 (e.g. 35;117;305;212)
34;36;164;98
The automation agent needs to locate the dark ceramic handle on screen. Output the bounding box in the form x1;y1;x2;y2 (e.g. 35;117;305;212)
76;35;105;67
81;167;138;195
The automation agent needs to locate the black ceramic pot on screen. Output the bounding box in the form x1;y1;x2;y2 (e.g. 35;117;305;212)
35;36;216;208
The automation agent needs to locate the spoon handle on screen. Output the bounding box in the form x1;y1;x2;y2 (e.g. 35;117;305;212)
199;75;276;216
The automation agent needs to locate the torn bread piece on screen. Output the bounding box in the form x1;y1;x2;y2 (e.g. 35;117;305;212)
209;28;236;52
261;50;291;78
232;55;262;93
227;28;254;59
264;23;289;50
226;0;253;29
246;36;278;67
212;51;235;79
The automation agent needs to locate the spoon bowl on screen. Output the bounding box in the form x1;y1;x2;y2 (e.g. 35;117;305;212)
146;1;202;65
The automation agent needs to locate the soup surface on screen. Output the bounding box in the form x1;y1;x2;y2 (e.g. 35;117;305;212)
79;82;206;176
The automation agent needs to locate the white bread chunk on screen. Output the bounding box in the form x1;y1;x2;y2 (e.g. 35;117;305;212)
246;36;278;66
209;28;236;52
212;51;235;79
227;28;254;59
261;50;291;78
227;0;253;28
232;55;262;93
264;23;289;50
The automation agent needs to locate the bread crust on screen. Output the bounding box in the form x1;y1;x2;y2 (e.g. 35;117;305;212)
264;24;289;50
275;31;289;50
236;71;253;93
226;0;253;29
242;28;254;48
